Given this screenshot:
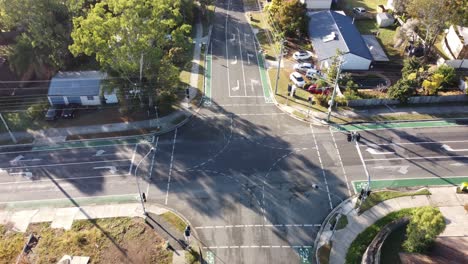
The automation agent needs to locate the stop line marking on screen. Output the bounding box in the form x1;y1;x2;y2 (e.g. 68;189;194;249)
195;223;320;229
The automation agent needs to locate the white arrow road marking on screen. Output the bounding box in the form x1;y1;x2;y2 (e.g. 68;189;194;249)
374;165;409;174
93;166;118;174
230;33;235;42
450;162;467;167
247;53;253;64
9;155;41;165
366;148;395;155
232;80;240;91
442;144;468;152
244;33;250;42
231;55;237;64
251;79;259;92
94;150;106;156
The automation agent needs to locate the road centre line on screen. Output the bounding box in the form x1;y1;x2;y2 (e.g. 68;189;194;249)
0;173;131;185
195;224;320;229
1;159;131;170
310;125;333;209
225;0;231;97
203;245;313;249
237;27;247;96
128;144;139;174
364;155;468;162
165;129;178;205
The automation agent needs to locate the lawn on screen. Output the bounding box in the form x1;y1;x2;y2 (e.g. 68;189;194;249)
337;0;387;12
1;217;171;264
357;189;431;213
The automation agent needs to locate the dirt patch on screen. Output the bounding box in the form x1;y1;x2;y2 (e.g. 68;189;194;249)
2;217;171;264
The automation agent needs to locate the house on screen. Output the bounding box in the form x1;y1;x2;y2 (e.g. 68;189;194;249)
442;25;468;60
308;10;373;70
300;0;332;9
47;71;118;106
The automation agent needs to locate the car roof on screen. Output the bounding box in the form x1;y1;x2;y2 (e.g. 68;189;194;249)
300;63;312;67
292;72;302;77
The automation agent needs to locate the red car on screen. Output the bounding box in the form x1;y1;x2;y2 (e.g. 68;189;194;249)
306;84;331;95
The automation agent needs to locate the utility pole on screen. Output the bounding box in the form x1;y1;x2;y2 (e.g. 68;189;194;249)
134;147;155;215
0;113;17;144
348;132;372;212
326;57;344;122
274;39;285;95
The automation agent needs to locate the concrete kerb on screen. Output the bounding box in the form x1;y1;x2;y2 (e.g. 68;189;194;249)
313;196;356;264
341;117;468;126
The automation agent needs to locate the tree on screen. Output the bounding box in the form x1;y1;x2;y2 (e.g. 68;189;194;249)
422;73;444;95
0;0;72;78
406;0;451;61
434;65;456;89
277;0;308;38
446;0;468;26
388;79;415;103
392;0;410;14
403;207;446;253
69;0;192;107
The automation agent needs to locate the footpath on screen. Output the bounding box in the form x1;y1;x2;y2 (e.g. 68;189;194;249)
0;203;196;264
315;186;468;264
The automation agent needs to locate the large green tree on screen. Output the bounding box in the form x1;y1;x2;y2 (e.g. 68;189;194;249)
267;0;308;38
69;0;192;107
0;0;71;78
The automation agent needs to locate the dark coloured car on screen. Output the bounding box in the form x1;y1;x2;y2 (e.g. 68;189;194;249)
45;107;62;121
61;105;78;119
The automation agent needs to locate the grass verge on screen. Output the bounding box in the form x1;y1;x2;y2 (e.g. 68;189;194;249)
336;215;349;230
161;212;186;233
346;208;414;264
1;217;171;264
357;189;431;213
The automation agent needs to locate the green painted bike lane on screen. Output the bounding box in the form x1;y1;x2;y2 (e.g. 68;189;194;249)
352;176;468;192
32;135;153;151
333;120;462;132
257;53;273;104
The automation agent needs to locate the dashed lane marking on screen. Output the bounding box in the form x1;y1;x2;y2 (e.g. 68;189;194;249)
165;129;178;205
310;124;333;209
195;224;320;229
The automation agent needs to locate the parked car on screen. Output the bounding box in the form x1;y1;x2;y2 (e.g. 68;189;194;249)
305;68;322;79
292;50;311;61
306;84;331;95
293;62;313;73
353;7;366;14
289;72;305;88
61;104;78;119
45;107;62;121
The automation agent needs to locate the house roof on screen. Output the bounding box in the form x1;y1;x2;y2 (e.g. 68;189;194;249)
48;71;106;96
308;10;373;62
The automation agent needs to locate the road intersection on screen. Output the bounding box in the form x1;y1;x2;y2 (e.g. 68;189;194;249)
0;0;467;263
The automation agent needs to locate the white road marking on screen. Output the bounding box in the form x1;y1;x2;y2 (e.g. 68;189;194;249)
93;166;118;174
442;144;468;152
230;33;235;42
203;245;312;249
329;127;352;196
365;139;468;147
0;173;132;185
365;155;468;162
231;55;237;64
0;142;139;155
374;165;409;174
94;150;106;156
232;80;240;91
129;144;139;174
251;79;259;92
365;147;395;155
237;27;247;96
450;162;467;167
0;193;140;205
146;137;159;196
165;129;178;205
225;0;231;98
310;125;333;209
1;159;130;170
247;53;254;65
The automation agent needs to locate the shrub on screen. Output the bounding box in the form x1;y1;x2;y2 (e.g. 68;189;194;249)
434;65;456;89
388;79;415;103
403;206;446;253
26;102;48;120
314;94;330;107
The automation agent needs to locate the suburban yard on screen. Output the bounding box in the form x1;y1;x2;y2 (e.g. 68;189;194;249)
0;217;172;264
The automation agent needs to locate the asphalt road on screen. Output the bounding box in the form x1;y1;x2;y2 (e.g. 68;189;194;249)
0;1;468;263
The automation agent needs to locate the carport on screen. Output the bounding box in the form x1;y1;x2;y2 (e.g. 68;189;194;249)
362;35;389;62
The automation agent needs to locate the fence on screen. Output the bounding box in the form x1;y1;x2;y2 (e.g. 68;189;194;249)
347;94;468;107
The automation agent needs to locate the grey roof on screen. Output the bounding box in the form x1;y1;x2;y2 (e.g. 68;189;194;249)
308;11;373;61
48;71;106;96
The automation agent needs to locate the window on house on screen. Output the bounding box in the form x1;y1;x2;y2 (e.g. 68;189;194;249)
87;96;94;100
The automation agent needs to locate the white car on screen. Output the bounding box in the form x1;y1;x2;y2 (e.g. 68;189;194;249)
292;51;311;61
293;62;313;73
289;72;305;88
305;68;322;79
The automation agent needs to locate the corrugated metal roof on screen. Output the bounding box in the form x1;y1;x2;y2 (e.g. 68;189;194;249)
308;11;373;62
48;71;106;96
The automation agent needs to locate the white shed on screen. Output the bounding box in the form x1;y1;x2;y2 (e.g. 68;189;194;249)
376;13;394;28
300;0;332;9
